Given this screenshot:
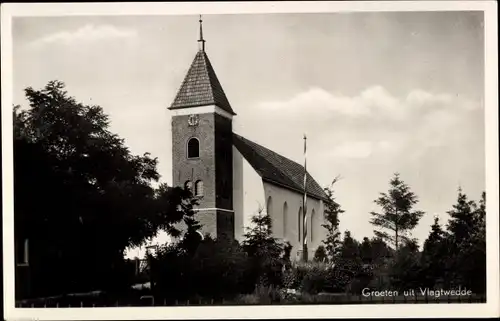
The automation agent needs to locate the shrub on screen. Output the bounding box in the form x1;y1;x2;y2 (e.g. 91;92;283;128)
313;246;328;263
151;237;250;300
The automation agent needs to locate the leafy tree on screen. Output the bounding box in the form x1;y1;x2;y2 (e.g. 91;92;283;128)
369;237;393;264
370;173;424;251
321;177;344;262
13;81;194;298
387;239;422;291
242;208;283;288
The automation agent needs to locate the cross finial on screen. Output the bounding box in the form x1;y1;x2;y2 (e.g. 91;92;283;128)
198;14;206;51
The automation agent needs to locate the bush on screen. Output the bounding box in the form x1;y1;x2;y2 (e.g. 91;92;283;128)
283;261;335;294
313;246;328;263
234;285;282;305
299;262;330;294
151;237;250;300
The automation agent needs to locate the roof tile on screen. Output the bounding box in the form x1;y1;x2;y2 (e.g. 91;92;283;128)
169;50;235;115
233;133;329;201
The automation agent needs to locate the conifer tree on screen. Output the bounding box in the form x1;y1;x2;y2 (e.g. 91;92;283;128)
370;173;424;251
322;178;344;262
445;189;486;292
242;208;283;287
447;187;477;242
359;237;373;264
420;216;448;288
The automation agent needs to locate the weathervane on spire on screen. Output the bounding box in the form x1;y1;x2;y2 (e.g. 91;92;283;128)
198;14;206;52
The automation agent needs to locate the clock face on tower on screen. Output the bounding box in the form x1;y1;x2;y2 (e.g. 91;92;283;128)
188;114;200;127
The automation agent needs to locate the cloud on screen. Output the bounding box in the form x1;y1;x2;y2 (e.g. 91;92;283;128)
330;141;374;159
242;85;482;167
257;85;476;122
29;24;137;47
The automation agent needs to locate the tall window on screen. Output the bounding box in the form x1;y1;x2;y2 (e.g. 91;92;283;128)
311;209;316;243
17;238;29;265
298;207;302;242
283;202;288;240
184;180;193;192
195;180;204;197
266;196;273;217
187;138;200;158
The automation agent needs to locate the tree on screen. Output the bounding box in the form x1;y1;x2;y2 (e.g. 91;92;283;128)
13;81;194;297
370;173;424;251
369;237;393;264
446;187;477;242
359;237;373;264
242;208;284;288
420;216;448;289
313;245;328;263
444;189;486;293
388;239;422;291
281;241;293;271
321;177;344;262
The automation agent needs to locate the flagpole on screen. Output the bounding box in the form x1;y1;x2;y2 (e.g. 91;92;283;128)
302;134;308;262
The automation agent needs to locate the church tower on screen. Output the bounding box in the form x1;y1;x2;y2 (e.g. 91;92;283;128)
168;16;236;240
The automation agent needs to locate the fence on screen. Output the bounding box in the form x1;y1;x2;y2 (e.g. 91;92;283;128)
16;292;486;307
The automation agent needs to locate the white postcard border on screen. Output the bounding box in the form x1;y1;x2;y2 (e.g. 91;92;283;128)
2;1;498;319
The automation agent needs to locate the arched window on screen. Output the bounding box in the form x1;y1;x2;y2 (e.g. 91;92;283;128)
187;138;200;158
298;207;302;242
266;196;273;217
311;209;316;243
184;180;193;192
195;180;204;197
283;202;288;240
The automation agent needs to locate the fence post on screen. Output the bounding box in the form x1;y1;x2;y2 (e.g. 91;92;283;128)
187;299;190;306
81;301;83;308
56;302;59;308
164;298;166;306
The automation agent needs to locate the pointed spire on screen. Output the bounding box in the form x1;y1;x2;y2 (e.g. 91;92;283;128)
198;14;206;52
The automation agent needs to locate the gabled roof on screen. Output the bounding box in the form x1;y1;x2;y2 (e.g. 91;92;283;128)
168;50;236;115
233;133;329;202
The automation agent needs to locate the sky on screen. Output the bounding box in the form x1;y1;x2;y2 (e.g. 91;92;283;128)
12;12;485;253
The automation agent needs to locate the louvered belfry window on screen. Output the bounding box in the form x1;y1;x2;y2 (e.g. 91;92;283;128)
195;180;204;197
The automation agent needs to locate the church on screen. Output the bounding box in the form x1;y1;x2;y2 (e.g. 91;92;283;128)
168;17;329;260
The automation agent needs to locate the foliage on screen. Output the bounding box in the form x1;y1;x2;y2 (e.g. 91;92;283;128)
313;245;328;263
370;173;425;250
419;217;449;288
281;241;293;271
242;208;284;288
13;81;195;298
444;189;486;292
321;178;344;262
387;239;422;291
